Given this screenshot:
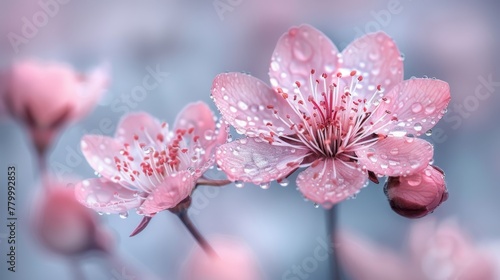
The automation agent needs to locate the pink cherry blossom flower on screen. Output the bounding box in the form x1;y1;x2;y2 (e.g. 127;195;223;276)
2;59;109;155
385;165;448;218
212;24;450;208
75;102;227;235
181;236;263;280
33;180;112;256
338;219;497;280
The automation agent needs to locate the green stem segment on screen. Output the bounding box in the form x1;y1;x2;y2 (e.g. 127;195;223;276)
327;206;341;279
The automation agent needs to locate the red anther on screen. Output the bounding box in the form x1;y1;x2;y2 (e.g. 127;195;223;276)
267;105;274;109
385;110;392;114
315;79;320;84
358;76;363;82
193;136;199;142
161;122;167;128
377;85;382;91
157;134;164;142
277;87;283;93
350;70;357;76
139;143;146;148
322;73;327;79
332;83;337;87
128;156;134;161
188;127;194;134
133;134;139;141
282;92;289;99
311;69;316;74
298;100;304;105
391;116;398;121
114;176;120;181
336;72;342;78
290;124;295;130
313;173;319;180
295;81;301;87
266;122;273;126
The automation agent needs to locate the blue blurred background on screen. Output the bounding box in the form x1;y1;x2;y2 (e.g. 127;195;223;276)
0;0;499;279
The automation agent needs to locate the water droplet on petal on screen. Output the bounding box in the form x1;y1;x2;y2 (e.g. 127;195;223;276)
425;104;436;115
279;178;289;187
414;123;423;132
314;203;320;208
425;130;432;136
407;176;422;186
235;181;244;188
237;101;249;111
390;148;399;155
411;102;423;113
204;130;214;140
119;212;129;219
260;182;270;190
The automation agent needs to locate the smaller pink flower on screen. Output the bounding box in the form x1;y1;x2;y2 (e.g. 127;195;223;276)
3;59;109;154
181;236;263;280
338;219;497;280
33;180;111;256
75;102;227;235
385;165;448;218
212;24;451;209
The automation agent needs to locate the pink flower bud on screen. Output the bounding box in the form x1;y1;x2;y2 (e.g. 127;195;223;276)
384;165;448;218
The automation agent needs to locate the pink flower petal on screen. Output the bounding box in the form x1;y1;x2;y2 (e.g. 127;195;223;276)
174;101;227;168
338;230;408;280
114;112;162;145
211;72;298;137
384;165;448;218
356;136;434;176
374;78;451;136
269;24;339;93
297;159;367;208
81;135;123;182
9;60;77;127
138;171;194;216
75;178;144;214
341;32;403;97
215;137;310;184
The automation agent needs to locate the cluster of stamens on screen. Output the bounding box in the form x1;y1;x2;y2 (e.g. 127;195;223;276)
112;124;201;193
261;69;397;159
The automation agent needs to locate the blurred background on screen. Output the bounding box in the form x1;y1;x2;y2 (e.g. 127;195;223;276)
0;0;499;279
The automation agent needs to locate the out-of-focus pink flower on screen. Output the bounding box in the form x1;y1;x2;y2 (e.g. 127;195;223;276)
34;180;111;256
338;219;497;280
75;102;227;235
3;59;109;155
181;236;263;280
212;24;450;209
385;165;448;218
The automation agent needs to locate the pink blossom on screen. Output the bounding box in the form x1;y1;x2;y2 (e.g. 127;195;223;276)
3;59;109;154
385;165;448;218
33;180;111;256
338;219;497;280
212;24;450;208
75;102;227;234
181;236;263;280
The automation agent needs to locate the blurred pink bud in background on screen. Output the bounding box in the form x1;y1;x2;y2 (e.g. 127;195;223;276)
338;219;496;280
33;179;112;256
2;59;109;155
385;165;448;218
181;236;263;280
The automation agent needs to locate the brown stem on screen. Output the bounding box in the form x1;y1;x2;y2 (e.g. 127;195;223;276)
196;177;232;187
177;209;218;257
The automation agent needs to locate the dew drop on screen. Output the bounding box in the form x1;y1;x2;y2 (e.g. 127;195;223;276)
414;123;423;132
425;104;436;115
425;130;432;136
411;102;423;113
407;176;421;186
234;117;248;127
204;130;214;140
368;154;378;163
235;181;244;188
237;101;249;110
119;212;129;219
279;178;289;187
260;182;270;190
390;148;399;155
97;211;104;216
314;203;320;208
271;61;280;71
